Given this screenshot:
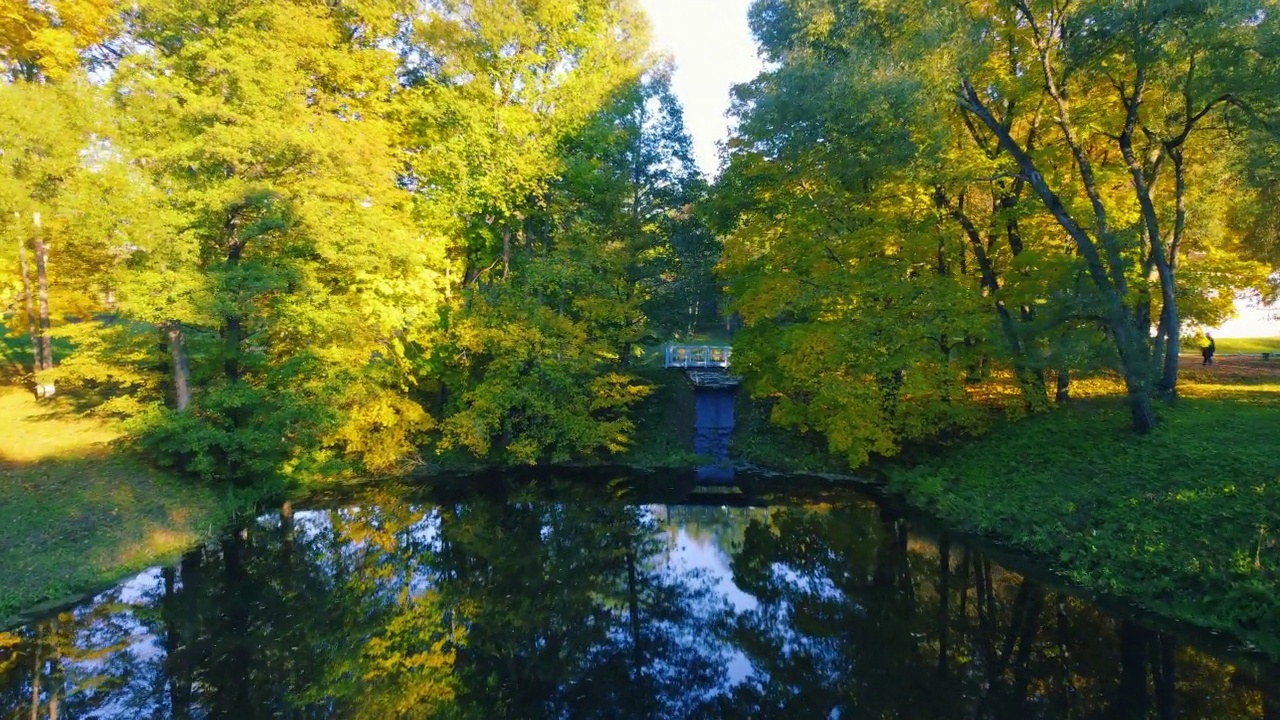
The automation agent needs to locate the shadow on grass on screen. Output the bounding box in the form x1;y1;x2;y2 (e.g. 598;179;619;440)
0;387;234;624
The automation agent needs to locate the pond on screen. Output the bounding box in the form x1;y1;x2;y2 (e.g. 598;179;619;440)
1;472;1277;719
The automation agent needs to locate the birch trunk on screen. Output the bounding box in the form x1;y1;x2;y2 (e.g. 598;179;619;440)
32;212;54;398
167;322;192;411
16;213;41;399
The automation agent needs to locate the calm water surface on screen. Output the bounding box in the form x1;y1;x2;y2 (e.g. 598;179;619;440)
2;474;1277;719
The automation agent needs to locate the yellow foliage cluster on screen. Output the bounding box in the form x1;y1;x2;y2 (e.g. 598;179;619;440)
0;0;114;80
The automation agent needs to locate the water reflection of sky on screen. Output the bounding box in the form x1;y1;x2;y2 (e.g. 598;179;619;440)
7;497;1275;720
665;523;757;686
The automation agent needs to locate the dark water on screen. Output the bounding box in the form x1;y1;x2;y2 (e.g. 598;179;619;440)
2;475;1277;719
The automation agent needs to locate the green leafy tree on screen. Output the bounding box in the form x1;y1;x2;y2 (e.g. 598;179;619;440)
109;0;447;482
716;0;1280;465
399;1;696;465
0;0;117;81
0;80;121;400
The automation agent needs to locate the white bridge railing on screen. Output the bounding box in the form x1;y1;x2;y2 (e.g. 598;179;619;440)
664;345;732;369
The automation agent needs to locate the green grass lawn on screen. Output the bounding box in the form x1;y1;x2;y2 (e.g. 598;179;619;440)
1212;336;1280;355
890;362;1280;657
0;387;241;625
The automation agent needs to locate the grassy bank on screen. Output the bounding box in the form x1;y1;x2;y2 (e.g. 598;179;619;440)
890;358;1280;657
1213;337;1280;355
0;387;241;625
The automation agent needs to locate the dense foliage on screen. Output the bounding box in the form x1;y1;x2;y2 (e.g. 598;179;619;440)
0;0;720;484
714;0;1280;465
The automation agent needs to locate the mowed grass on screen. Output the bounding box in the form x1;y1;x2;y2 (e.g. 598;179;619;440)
0;386;236;625
891;359;1280;657
1212;336;1280;355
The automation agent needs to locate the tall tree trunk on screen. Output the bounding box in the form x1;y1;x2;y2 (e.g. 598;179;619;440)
1152;313;1169;383
1055;369;1070;403
1159;150;1189;397
960;76;1158;433
223;243;244;385
32;212;54;398
223;313;241;384
1117;69;1180;402
1148;257;1178;401
502;229;511;280
940;190;1048;412
1115;321;1158;433
16;214;41;399
167;322;192;411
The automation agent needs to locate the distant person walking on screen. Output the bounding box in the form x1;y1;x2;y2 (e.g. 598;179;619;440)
1201;333;1216;366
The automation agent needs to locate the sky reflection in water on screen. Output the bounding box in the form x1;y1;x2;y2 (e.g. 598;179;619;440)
0;480;1276;719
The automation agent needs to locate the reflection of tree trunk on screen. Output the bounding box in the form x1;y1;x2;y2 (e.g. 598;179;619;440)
222;530;253;716
33;212;54;399
896;521;914;614
1108;620;1150;720
1055;594;1075;712
1151;634;1175;720
1008;585;1044;705
937;538;950;677
281;501;295;562
48;639;61;720
982;561;996;629
973;580;1043;718
974;559;996;662
164;565;193;719
875;510;914;610
30;639;40;720
1233;667;1280;720
996;581;1032;679
626;535;642;673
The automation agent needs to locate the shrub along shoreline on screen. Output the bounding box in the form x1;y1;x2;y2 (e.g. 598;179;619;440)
887;360;1280;659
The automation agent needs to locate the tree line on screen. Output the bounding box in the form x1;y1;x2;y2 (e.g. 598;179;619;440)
714;0;1280;465
0;0;719;483
8;0;1280;482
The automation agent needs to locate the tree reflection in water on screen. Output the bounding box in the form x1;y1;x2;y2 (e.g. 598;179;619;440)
0;481;1275;719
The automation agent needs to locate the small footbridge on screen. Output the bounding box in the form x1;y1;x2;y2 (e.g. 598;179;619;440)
663;344;741;479
663;345;741;389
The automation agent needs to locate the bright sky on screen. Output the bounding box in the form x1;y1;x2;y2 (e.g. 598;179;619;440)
639;0;764;178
